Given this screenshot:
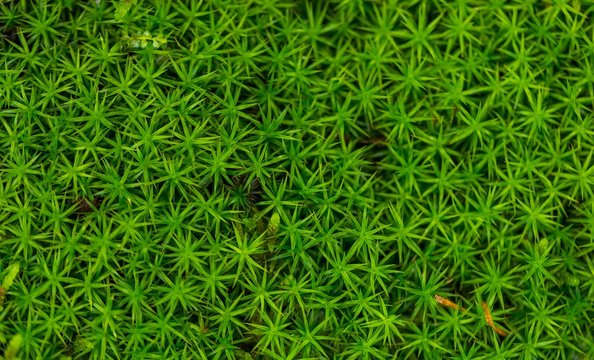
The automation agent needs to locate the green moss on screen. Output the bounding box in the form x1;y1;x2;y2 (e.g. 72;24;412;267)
0;0;593;359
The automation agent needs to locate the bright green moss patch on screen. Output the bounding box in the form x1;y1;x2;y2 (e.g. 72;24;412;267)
1;0;594;359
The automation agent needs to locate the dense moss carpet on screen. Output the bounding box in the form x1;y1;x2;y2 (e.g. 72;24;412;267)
1;1;594;359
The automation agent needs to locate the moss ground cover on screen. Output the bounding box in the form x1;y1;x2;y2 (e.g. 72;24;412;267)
1;0;594;359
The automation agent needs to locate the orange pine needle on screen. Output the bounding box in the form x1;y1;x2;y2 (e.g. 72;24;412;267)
435;295;466;311
481;302;494;326
481;302;508;336
492;325;508;337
